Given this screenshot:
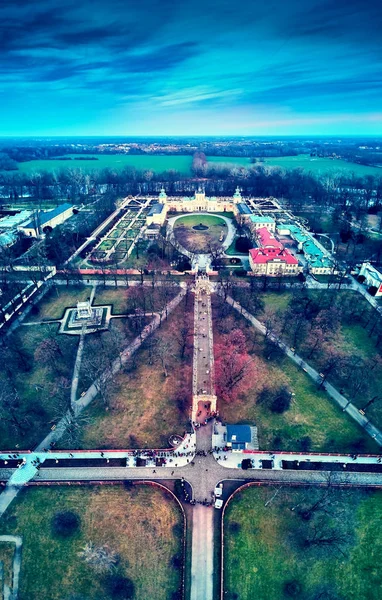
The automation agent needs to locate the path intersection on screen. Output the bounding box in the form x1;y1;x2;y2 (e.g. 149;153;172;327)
1;274;382;600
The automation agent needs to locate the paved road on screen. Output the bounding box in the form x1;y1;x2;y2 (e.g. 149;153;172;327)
191;505;214;600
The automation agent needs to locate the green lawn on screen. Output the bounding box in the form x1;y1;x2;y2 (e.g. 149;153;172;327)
256;154;382;176
173;214;230;252
219;353;377;453
0;485;183;600
213;299;378;453
69;299;191;449
224;486;382;600
98;240;115;251
28;286;92;321
233;288;382;428
12;153;194;175
0;324;78;450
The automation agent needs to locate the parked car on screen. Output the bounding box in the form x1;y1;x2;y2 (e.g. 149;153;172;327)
214;483;223;497
214;498;223;509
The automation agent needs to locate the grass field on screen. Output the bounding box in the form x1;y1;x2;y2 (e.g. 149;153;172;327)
71;298;192;449
224;486;382;600
0;485;183;600
13;154;194;174
219;351;376;453
213;300;378;453
28;286;92;321
0;323;78;450
173;214;229;252
256;154;382;176
6;153;382;178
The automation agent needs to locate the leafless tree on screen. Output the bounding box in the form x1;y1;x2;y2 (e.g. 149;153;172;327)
78;542;118;573
0;381;29;435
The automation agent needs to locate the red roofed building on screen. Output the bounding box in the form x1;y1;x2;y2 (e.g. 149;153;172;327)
255;227;283;249
249;227;301;276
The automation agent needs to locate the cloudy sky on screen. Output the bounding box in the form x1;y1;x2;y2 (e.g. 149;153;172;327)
0;0;381;136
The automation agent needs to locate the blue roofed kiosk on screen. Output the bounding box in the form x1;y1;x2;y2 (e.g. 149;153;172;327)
226;425;257;451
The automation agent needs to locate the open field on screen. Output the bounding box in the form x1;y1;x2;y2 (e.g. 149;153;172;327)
173;214;229;252
12;154;194;174
69;298;193;449
5;153;382;179
0;485;183;600
224;485;382;600
257;154;382;176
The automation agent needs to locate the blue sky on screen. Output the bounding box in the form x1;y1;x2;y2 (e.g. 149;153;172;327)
0;0;381;136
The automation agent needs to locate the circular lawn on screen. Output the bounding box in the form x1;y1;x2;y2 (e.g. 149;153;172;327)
172;214;228;252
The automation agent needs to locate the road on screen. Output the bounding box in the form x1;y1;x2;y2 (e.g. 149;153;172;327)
191;505;214;600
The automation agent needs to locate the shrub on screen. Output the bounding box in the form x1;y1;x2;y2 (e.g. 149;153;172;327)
299;436;312;452
52;511;80;538
229;521;241;534
31;304;40;315
270;387;291;413
235;236;252;252
105;574;135;599
171;554;183;569
241;459;252;470
284;580;302;597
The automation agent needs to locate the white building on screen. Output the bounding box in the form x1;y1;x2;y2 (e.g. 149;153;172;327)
359;263;382;296
19;203;74;237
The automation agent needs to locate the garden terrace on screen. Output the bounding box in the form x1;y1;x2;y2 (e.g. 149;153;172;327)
173;214;230;252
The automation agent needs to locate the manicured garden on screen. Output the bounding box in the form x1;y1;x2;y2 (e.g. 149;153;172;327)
173;214;230;252
224;485;382;600
0;485;184;600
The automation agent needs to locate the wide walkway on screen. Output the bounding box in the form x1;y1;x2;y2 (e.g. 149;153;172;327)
193;276;216;423
191;505;214;600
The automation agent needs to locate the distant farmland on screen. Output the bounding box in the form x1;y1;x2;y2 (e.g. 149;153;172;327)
6;153;382;177
256;154;382;176
14;154;194;175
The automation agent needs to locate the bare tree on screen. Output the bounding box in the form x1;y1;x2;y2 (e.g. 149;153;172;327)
0;381;29;435
78;542;118;573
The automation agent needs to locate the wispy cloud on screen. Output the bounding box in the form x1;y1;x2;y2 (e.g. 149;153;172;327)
0;0;381;134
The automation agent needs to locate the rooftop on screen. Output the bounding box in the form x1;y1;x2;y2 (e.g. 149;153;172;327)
22;203;73;230
249;247;299;265
0;210;32;229
237;202;252;215
147;203;165;216
227;424;252;444
256;227;283;249
249;214;275;223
